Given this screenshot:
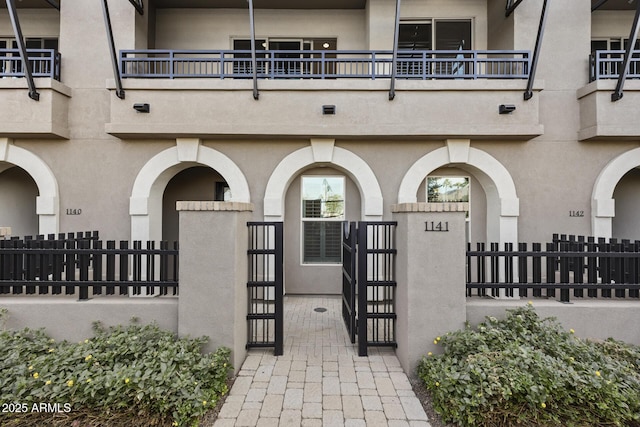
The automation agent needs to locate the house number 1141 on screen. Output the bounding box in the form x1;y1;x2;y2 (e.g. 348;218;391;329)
425;221;449;232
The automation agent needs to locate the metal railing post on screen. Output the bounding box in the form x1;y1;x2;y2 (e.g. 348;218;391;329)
389;0;401;100
524;0;549;100
101;0;125;99
5;0;39;100
247;0;259;100
611;0;640;101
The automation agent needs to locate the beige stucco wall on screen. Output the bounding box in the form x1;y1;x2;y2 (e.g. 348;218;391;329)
0;297;178;343
0;0;640;280
592;10;636;40
0;8;59;37
467;299;640;346
155;9;366;50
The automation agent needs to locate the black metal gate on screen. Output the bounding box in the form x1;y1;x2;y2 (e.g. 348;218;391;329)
341;222;357;343
246;222;283;356
341;221;397;356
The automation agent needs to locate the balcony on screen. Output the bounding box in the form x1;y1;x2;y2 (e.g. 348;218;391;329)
589;50;640;82
0;48;69;139
579;50;640;141
121;49;530;80
106;49;543;141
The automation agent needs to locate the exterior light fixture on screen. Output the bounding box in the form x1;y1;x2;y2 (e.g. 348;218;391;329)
322;42;330;49
323;105;336;115
133;103;150;113
499;104;516;114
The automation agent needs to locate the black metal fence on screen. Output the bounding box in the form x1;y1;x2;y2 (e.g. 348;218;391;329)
467;234;640;303
0;232;178;300
246;222;283;355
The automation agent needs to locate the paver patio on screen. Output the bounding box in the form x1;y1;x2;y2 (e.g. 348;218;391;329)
213;295;431;427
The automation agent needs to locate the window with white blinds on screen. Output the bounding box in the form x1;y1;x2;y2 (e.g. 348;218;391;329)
301;176;345;264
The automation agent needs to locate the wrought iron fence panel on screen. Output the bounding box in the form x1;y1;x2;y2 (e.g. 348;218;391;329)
0;232;178;300
467;234;640;303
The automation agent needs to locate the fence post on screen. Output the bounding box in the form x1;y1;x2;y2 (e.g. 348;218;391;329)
177;201;253;374
392;203;467;375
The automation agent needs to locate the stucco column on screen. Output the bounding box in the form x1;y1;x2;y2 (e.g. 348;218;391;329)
177;201;253;373
392;203;468;376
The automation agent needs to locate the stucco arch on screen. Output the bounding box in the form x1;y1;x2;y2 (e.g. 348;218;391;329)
0;138;59;235
398;140;519;244
130;139;250;241
263;139;383;221
591;147;640;238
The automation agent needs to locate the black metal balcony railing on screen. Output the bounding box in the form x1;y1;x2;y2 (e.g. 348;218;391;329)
120;49;530;80
0;49;61;81
590;49;640;81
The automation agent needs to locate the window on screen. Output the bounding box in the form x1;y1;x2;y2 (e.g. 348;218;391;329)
232;39;266;76
428;176;470;241
301;176;344;264
233;38;337;77
427;176;469;203
398;20;472;76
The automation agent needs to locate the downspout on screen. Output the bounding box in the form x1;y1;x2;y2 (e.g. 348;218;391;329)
101;0;125;99
611;0;640;102
5;0;39;101
524;0;549;100
389;0;401;101
248;0;259;100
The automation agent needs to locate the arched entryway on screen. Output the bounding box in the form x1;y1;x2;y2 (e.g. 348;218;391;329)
162;166;231;242
130;138;250;242
0;138;59;236
0;166;38;237
397;139;519;245
263;139;383;294
592;147;640;239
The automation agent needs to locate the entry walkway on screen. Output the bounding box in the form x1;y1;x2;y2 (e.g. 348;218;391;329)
213;295;431;427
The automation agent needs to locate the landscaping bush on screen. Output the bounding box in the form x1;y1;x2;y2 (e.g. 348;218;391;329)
0;320;232;427
418;304;640;427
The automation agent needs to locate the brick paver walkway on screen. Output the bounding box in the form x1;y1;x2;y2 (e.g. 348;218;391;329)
214;295;431;427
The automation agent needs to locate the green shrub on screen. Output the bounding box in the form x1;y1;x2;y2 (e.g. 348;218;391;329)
0;321;232;427
418;304;640;427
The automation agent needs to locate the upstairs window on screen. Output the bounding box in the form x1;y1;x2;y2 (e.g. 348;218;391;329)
398;20;472;76
398;20;472;51
232;38;337;77
301;176;344;264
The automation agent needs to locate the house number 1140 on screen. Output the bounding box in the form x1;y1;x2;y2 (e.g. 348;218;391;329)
66;209;82;215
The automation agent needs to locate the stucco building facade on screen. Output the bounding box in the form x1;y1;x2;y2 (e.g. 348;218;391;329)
1;0;640;296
